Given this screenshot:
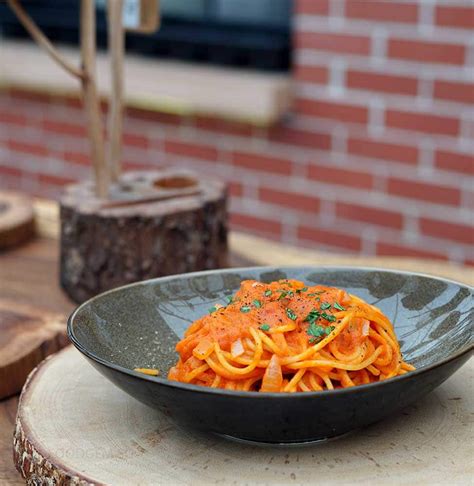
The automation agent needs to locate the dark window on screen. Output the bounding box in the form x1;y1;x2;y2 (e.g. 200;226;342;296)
0;0;291;72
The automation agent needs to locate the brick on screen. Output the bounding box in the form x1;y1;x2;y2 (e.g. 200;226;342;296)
388;39;465;65
347;137;418;165
7;139;48;157
64;151;90;166
433;80;474;104
232;151;292;175
125;107;182;126
387;177;461;206
308;164;373;189
293;65;329;85
385;110;459;137
296;0;329;15
43;120;87;138
228;181;243;198
335;202;403;229
435;150;474;176
7;88;51;104
259;187;320;212
295;32;371;55
123;132;149;148
0;165;22;177
346;69;418;96
164;139;218;161
345;0;418;23
376;242;447;260
420;218;474;246
38;173;76;186
230;213;282;237
298;226;362;251
268;127;332;150
0;111;28;126
295;99;368;124
435;6;474;29
193;116;254;137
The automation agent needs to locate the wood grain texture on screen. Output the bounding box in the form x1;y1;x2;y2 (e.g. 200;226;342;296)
14;346;474;485
0;299;67;399
0;191;35;250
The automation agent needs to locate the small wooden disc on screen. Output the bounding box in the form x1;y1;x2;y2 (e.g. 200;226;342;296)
0;300;67;399
14;347;473;485
0;191;35;250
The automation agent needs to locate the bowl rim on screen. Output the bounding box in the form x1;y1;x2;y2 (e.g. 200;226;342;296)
67;265;474;399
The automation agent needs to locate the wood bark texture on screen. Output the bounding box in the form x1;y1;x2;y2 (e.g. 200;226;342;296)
60;170;228;303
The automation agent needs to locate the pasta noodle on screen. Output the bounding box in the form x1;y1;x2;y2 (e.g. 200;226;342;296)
168;279;414;392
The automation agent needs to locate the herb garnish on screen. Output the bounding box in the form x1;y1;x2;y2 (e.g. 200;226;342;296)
253;299;262;308
333;302;345;311
304;309;321;325
320;302;331;310
226;296;233;304
296;287;308;294
259;324;270;331
264;290;272;297
321;312;337;322
240;305;251;313
286;308;297;321
208;306;218;314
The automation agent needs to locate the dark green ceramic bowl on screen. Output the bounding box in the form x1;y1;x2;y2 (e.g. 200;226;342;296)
68;266;473;444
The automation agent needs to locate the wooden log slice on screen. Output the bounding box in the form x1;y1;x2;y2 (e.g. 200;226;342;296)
13;347;473;485
0;191;35;250
60;170;228;303
0;299;67;400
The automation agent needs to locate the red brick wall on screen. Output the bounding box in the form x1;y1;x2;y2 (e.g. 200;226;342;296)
0;0;473;264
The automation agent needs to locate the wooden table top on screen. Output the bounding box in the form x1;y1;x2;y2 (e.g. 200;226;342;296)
1;230;472;484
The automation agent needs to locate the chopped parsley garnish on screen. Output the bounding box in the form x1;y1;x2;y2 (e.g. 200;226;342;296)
259;324;270;331
278;290;294;300
240;305;251;313
253;299;262;308
307;323;335;343
321;312;337;322
226;296;233;304
320;302;331;310
307;323;326;339
308;291;325;296
286;308;297;321
296;287;308;294
304;309;321;325
333;302;345;311
208;306;218;314
264;290;272;297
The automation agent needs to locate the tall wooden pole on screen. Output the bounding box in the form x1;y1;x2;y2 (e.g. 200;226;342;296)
80;0;108;198
107;0;125;182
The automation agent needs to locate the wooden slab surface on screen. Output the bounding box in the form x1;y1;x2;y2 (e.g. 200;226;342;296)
14;346;474;485
0;299;67;399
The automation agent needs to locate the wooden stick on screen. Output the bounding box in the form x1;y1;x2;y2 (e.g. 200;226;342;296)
7;0;84;80
80;0;108;198
107;0;125;182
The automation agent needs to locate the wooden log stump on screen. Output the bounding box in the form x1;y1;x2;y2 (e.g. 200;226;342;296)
60;170;228;303
0;191;35;250
12;346;474;485
0;299;67;400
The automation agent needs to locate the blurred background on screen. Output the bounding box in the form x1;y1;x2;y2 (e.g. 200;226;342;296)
0;0;473;264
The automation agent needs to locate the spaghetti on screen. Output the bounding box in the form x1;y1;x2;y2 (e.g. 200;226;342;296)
168;279;414;392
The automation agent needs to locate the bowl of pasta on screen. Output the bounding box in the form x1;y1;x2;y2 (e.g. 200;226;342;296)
68;266;473;444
